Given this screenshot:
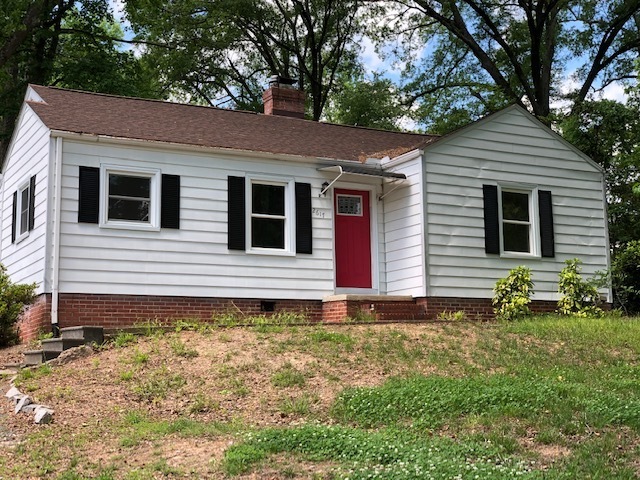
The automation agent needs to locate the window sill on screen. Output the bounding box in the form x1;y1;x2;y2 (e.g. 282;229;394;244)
500;252;541;260
99;221;160;232
14;232;29;245
246;248;295;257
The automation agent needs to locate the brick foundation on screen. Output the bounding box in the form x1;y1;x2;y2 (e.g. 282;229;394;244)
56;294;323;329
15;293;574;342
18;294;52;342
418;296;558;320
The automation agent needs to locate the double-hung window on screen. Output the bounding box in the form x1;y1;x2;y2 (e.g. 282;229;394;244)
18;184;30;237
12;175;36;244
251;182;287;249
483;183;554;258
227;176;312;255
247;178;294;253
100;166;160;230
501;189;533;254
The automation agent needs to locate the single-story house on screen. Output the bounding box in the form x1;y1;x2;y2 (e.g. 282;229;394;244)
1;81;610;339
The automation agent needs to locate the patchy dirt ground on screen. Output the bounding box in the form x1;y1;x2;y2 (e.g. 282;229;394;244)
1;320;632;479
0;323;476;479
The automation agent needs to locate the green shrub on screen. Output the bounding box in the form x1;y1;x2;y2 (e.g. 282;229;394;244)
557;259;604;317
0;264;37;346
492;266;534;321
611;241;640;315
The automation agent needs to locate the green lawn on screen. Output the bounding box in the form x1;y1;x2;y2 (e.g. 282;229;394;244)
223;315;640;479
1;315;639;479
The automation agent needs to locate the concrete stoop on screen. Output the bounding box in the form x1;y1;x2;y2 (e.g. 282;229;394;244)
322;295;429;322
23;326;104;366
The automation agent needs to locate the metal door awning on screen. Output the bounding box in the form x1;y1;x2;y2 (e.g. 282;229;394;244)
318;165;407;198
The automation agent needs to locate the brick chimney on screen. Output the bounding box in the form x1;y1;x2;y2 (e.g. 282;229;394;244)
263;75;305;119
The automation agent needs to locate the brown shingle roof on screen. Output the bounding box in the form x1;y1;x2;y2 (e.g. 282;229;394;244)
28;85;438;163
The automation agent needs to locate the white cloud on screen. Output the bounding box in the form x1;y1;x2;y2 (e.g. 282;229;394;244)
602;82;628;103
360;36;385;74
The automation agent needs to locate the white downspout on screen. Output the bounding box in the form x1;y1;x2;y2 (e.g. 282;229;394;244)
51;137;63;329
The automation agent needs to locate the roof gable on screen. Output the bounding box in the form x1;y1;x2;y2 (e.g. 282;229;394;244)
424;104;603;173
26;85;437;163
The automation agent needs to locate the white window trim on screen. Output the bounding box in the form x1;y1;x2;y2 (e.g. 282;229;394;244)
14;180;31;244
246;175;295;256
99;165;161;231
498;184;540;258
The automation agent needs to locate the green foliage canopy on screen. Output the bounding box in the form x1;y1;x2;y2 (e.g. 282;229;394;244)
125;0;364;120
560;99;640;248
380;0;640;129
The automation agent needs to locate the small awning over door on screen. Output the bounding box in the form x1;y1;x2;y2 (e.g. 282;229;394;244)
318;165;407;198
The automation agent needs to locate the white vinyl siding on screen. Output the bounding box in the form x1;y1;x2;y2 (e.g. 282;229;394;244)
58;140;336;300
0;105;50;293
382;154;426;296
424;107;608;300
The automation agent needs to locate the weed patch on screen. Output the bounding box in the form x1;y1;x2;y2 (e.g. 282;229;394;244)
131;367;186;403
222;425;534;478
271;362;306;388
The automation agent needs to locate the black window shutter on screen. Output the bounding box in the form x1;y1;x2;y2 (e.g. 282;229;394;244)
78;166;100;224
538;190;555;257
483;184;500;254
161;174;180;229
228;176;246;250
28;175;36;231
295;182;312;254
11;191;17;243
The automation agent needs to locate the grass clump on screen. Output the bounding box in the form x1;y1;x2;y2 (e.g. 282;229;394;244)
168;336;199;358
131;367;186;403
113;332;137;348
347;308;376;323
14;364;52;389
436;310;468;321
271;362;306;388
119;411;242;446
211;310;309;327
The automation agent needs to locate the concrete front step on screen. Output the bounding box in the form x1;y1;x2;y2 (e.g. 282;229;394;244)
22;326;105;367
24;349;62;366
322;295;428;323
41;338;87;353
23;350;45;366
61;326;104;344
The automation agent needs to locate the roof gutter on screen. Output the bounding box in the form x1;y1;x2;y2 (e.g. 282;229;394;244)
47;129;394;167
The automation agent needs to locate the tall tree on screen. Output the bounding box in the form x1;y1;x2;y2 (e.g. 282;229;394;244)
324;73;406;129
51;15;162;98
381;0;640;126
0;1;162;159
560;99;640;248
1;0;77;157
126;0;364;120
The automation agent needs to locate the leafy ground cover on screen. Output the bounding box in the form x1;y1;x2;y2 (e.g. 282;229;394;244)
0;315;639;479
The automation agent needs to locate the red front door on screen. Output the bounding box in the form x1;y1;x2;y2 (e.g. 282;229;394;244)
335;189;372;288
